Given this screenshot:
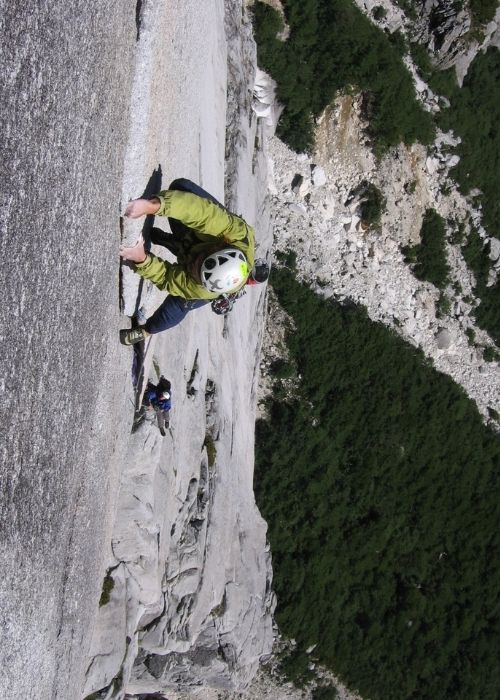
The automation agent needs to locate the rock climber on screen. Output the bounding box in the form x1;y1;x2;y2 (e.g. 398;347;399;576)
141;375;172;436
119;178;269;345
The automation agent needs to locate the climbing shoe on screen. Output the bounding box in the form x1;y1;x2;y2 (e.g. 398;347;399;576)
119;327;146;346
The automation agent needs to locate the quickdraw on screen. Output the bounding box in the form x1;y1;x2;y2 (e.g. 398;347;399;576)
211;288;247;315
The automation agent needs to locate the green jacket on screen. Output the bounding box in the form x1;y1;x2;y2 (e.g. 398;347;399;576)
134;190;255;300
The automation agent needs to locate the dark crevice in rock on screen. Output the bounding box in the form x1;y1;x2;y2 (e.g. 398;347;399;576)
135;0;143;41
186;349;200;397
140;595;167;634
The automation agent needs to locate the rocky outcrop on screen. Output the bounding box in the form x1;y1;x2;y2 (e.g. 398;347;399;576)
250;6;499;428
413;1;500;83
416;0;472;60
253;59;499;422
263;91;499;423
355;0;500;85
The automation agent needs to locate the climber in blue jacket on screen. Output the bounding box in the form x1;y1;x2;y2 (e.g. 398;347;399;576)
142;376;172;435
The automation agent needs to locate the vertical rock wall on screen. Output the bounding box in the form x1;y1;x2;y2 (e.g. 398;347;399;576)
83;2;275;698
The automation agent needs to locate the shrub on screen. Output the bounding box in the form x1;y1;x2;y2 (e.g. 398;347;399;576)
203;434;217;467
403;209;450;289
469;0;498;25
462;228;500;345
449;223;466;245
438;49;500;240
465;328;476;345
312;685;339;700
271;358;296;379
483;346;499;362
277;646;314;686
358;183;386;228
253;0;284;43
275;248;298;269
99;570;115;607
488;407;499;421
436;292;451;317
372;6;387;21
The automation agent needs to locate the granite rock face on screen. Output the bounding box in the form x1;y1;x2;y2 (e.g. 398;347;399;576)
83;2;275;698
0;3;136;698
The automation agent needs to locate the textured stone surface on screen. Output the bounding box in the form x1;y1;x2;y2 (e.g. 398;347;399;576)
265;93;499;421
0;2;136;698
84;2;275;698
3;3;498;699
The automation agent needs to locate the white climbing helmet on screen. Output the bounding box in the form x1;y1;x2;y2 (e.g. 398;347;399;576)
200;247;249;293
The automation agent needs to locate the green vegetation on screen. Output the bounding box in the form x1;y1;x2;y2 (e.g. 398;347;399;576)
312;685;339;700
449;222;466;246
408;45;499;343
255;265;500;700
275;248;298;268
210;592;227;618
278;645;314;686
99;570;115;607
409;46;500;241
439;49;500;240
271;358;296;380
371;6;387;22
358;182;386;229
483;346;500;362
408;41;456;99
462;227;500;345
203;433;217;467
109;669;124;694
402;209;450;289
436;291;452;317
252;0;434;153
465;327;476;345
469;0;498;26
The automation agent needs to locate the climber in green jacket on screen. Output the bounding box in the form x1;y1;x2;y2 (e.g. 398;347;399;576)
119;178;269;345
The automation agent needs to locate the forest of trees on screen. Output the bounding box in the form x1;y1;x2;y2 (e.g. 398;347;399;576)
468;0;499;25
255;265;500;700
402;208;450;289
252;0;434;153
252;3;500;697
